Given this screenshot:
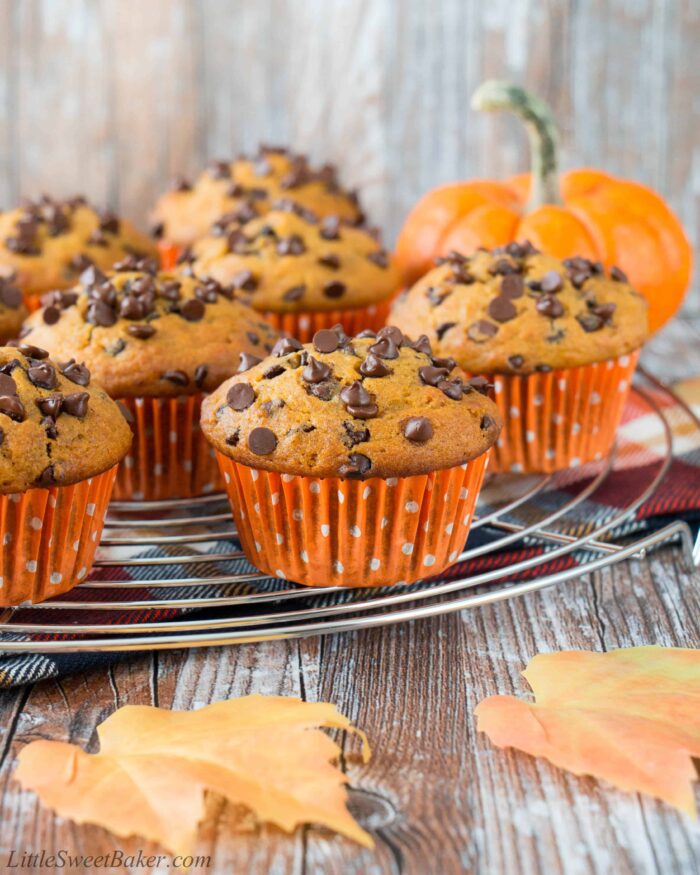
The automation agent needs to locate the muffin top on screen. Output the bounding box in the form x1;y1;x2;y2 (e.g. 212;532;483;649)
390;245;649;374
0;195;157;300
201;324;501;479
0;344;131;493
151;146;365;247
20;259;280;398
183;200;400;314
0;274;27;342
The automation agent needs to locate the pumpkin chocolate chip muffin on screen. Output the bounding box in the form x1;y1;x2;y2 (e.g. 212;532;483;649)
183;200;400;341
0;274;27;342
0;195;156;310
391;244;649;472
201;324;500;588
22;258;279;500
0;343;131;605
151;145;365;251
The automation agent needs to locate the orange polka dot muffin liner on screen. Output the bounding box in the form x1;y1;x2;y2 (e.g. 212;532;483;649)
0;466;116;606
486;352;640;474
158;240;181;271
216;453;489;588
113;394;222;502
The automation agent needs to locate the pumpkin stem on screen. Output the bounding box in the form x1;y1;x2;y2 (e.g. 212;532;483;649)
471;80;562;210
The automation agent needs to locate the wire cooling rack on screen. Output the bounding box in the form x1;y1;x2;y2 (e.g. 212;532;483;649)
0;367;697;653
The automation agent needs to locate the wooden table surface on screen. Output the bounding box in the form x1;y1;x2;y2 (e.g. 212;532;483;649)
0;322;699;875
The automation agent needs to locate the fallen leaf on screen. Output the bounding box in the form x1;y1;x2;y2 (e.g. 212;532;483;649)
475;646;700;815
15;695;373;855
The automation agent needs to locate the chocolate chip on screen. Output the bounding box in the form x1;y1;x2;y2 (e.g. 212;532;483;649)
276;234;306;256
368;336;399;360
0;427;4;445
60;360;90;386
501;274;525;298
28;362;58;390
311;328;339;354
367;250;389;268
37;394;63;418
283;284;306;302
342;422;370;447
432;356;456;372
41;305;61;326
340;380;377;419
438;379;463;400
426;286;451;307
263;364;285;379
319;216;340;240
507;355;525;369
377;326;403;346
209;160;231;179
535;363;553;373
323;280;346;299
590;301;616;322
480;415;496;430
248;426;277;455
318;253;340;270
536;295;565;319
302;357;331;384
408;334;433;356
127;324;156;339
360;353;392;378
0;281;22;309
246;331;261;347
339;453;372;478
307;380;336;401
419;365;450;387
539;271;563;293
227;382;256;410
87;299;117;327
576;313;604;332
181;298;206;322
231;270;257;292
271;336;303;357
63;392;89;418
162;370;189;386
226;429;240;446
238;352;262;372
0;394;24;421
14;343;49;360
490;258;520;276
467;320;499;343
436;322;457;340
488;296;517;323
98;210;120;234
610;265;628;283
193;365;208;388
356;330;377;340
0;373;16;396
466;376;491;396
36;464;56;487
403;416;433;443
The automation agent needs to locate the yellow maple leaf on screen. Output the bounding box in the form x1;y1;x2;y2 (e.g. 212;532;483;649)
14;695;373;855
476;646;700;815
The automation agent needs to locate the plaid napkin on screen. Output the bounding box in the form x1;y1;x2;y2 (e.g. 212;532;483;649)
0;374;698;689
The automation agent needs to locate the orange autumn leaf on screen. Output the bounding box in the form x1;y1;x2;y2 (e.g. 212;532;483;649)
14;695;373;856
476;646;700;815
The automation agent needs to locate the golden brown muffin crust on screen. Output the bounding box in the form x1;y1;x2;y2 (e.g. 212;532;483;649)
0;275;27;342
20;261;280;399
151;146;365;247
201;325;501;479
390;245;649;375
0;195;157;300
0;344;131;493
184;201;400;315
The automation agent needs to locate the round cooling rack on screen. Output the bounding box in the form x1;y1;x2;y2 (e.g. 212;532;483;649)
0;369;698;653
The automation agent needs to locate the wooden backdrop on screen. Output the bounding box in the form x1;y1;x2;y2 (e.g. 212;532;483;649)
0;0;697;308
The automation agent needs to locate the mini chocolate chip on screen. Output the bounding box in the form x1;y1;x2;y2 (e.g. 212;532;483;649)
226;429;240;446
480;415;496;430
28;362;58;390
271;336;303;357
181;298;206;322
246;331;261;346
403;416;433;443
283;284;306;302
238;352;262;372
87;299;117;327
323;280;346;299
339;453;372;478
318;253;340;270
194;365;208;388
577;313;604;332
368;336;399;360
319;216;340;240
127;324;156;339
367;250;389;269
610;265;628;282
63;392;89;418
488;296;517;323
507;354;525;369
436;322;457;340
419;365;450;387
342;422;370;447
438;379;463;400
536;295;565;319
535;363;553;373
360;353;392;378
162;370;189;386
60;360;91;386
36;464;56;487
540;271;563;293
426;286;451;307
227;382;256;410
501;274;524;298
307;380;336;401
14;343;49;360
302;357;331;384
36;394;63;418
313;328;340;354
277;234;306;256
248;426;277;455
0;373;16;396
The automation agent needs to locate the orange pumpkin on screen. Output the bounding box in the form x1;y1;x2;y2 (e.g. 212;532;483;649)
396;81;693;334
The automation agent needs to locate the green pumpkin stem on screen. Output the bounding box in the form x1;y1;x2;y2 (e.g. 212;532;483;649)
471;80;562;210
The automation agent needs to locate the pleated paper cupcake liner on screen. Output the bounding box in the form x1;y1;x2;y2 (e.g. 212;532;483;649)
487;351;640;474
0;466;116;606
216;452;490;588
114;394;222;501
